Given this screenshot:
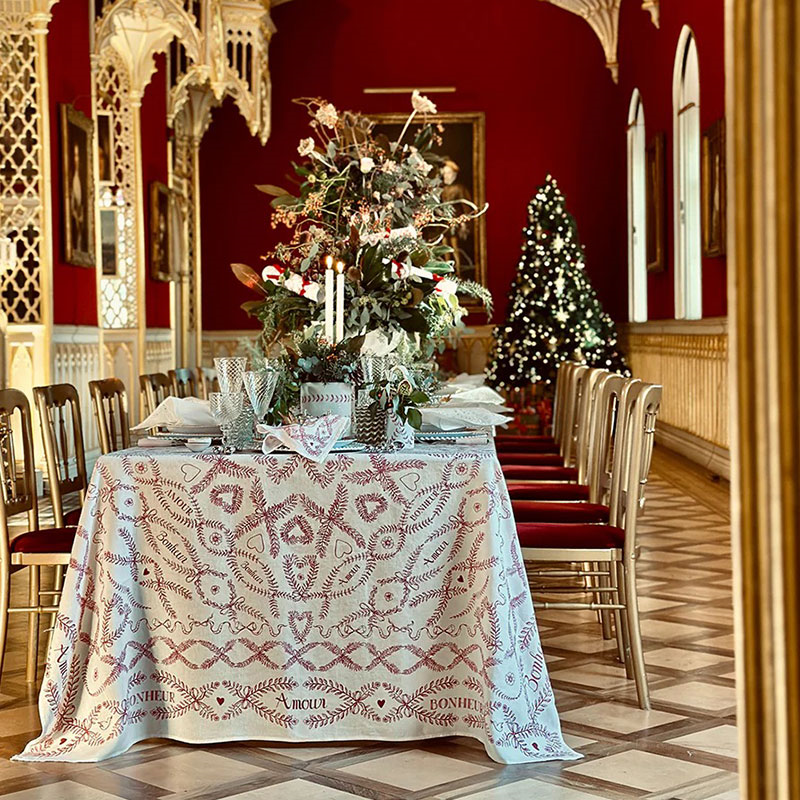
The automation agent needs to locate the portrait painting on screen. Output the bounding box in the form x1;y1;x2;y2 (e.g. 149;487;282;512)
99;208;118;276
60;104;95;268
703;119;726;257
97;111;114;185
150;182;171;281
646;132;666;273
370;111;487;304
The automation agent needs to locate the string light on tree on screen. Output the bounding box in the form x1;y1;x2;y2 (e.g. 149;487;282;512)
487;175;628;390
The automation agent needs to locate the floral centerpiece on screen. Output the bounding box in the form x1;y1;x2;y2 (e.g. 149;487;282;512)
233;91;492;432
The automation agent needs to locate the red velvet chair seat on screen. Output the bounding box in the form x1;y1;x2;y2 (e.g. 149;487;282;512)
507;482;591;501
495;440;560;454
10;527;76;554
502;465;579;482
63;507;82;526
512;501;610;523
517;522;624;549
498;452;564;467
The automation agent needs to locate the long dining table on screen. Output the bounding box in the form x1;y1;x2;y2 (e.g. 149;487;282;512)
16;442;578;765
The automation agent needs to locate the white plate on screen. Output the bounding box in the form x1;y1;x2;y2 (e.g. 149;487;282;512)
165;425;221;436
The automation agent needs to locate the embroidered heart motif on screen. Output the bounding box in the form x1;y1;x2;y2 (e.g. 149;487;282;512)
181;464;201;483
377;699;386;708
246;533;265;554
210;484;243;514
399;472;420;492
142;567;150;576
280;515;313;546
216;697;225;705
288;610;313;641
334;538;353;559
457;575;464;583
355;493;388;523
60;737;67;744
283;554;318;594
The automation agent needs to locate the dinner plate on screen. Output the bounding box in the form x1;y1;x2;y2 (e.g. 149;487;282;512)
166;425;221;436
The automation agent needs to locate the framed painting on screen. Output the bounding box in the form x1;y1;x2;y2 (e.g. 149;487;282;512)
149;182;171;281
369;111;487;304
702;118;726;257
96;110;114;185
60;104;95;268
645;132;666;273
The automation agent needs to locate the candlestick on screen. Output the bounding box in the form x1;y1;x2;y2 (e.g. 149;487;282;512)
335;261;345;343
324;258;334;342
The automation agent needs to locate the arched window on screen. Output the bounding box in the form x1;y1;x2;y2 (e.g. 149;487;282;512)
673;26;702;319
627;89;648;322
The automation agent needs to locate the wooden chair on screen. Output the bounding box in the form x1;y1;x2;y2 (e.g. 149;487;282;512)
195;366;219;400
517;381;663;709
169;368;198;399
0;389;76;682
139;373;173;417
89;378;130;454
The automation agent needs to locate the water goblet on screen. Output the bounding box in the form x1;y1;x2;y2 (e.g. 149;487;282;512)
209;391;243;450
243;370;279;424
214;357;248;395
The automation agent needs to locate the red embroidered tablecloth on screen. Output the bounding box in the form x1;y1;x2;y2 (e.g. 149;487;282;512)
17;444;578;764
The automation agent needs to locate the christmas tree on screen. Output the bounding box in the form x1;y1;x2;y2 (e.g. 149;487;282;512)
487;175;628;390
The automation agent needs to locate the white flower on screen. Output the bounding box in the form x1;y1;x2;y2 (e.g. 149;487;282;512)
408;151;433;175
382;160;399;174
434;278;458;296
302;281;320;302
315;102;339;128
411;90;437;115
297;137;315;157
360;156;375;174
262;264;283;283
283;272;304;295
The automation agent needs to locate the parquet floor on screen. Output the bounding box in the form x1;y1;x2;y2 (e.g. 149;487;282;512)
0;447;737;799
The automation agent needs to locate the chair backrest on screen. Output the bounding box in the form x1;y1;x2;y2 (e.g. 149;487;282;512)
169;368;198;399
574;368;611;484
89;378;130;454
195;366;219;400
560;364;588;464
585;373;629;504
606;381;663;555
33;383;88;527
551;361;574;444
139;373;173;417
0;388;38;539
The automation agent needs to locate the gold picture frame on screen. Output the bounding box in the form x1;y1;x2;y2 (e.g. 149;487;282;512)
369;111;487;305
702;118;726;257
60;104;95;268
645;132;666;273
149;181;171;282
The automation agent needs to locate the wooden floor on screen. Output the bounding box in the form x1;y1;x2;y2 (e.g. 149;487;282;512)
0;446;737;799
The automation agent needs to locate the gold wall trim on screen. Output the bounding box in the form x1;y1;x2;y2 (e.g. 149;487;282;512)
620;318;729;451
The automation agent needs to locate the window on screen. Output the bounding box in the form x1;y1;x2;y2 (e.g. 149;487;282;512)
673;26;702;319
627;89;648;322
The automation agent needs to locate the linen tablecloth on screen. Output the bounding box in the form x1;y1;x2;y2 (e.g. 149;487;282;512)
17;444;578;764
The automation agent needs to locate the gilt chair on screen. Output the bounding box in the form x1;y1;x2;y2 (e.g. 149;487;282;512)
0;389;76;682
195;366;219;400
89;378;131;454
517;381;663;709
169;368;198;399
139;372;173;417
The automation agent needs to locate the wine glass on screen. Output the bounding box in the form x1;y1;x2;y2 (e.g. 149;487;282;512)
209;391;243;450
214;357;248;395
243;370;279;424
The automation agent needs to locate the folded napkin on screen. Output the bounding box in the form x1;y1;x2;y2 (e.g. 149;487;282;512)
132;397;216;431
436;385;507;406
420;405;511;432
257;414;349;463
447;373;486;388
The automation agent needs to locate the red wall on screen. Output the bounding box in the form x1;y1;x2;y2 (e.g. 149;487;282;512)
48;0;97;326
141;54;172;329
617;0;727;319
47;3;172;329
200;0;628;330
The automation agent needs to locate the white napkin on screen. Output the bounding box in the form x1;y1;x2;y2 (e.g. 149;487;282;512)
436;386;507;406
137;437;178;448
420;405;511;432
447;373;486;388
257;414;350;463
132;397;216;431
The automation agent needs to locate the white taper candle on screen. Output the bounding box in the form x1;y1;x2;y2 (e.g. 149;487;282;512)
324;255;334;342
335;261;345;343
